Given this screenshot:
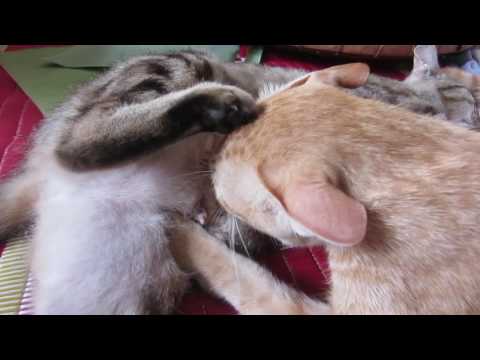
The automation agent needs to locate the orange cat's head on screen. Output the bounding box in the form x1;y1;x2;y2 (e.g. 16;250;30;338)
213;64;370;248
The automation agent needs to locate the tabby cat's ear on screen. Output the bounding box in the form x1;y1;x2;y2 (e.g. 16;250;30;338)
412;45;440;73
285;63;370;91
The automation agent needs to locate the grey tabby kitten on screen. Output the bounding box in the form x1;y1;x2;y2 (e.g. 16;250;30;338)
348;45;480;129
0;46;477;314
0;50;304;314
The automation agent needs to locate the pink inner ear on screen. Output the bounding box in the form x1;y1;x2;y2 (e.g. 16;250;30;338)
283;183;367;247
283;63;370;93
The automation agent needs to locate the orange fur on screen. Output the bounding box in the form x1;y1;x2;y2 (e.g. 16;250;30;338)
183;67;480;314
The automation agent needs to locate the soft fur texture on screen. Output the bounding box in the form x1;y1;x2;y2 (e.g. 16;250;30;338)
171;64;480;315
2;46;479;314
348;45;480;129
0;50;302;314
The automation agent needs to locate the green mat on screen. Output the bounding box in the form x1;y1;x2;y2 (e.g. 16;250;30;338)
0;45;261;116
1;47;100;115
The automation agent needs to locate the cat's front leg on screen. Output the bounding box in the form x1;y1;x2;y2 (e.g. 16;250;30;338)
168;216;331;315
55;83;261;171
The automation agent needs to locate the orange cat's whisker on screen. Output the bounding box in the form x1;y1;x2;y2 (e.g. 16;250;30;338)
234;217;251;259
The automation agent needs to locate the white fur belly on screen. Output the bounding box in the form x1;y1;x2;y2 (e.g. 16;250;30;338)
31;133;222;314
32;171;173;313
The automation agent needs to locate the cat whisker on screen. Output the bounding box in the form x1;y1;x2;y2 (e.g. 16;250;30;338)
229;216;241;288
180;170;214;177
287;221;306;249
234;217;251;259
212;207;223;225
166;170;214;181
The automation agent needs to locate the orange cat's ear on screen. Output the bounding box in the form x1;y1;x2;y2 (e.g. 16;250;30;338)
282;182;367;247
308;63;371;89
260;165;367;247
285;63;370;91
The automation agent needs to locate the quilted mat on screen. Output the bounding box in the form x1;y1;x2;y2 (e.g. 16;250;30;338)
0;46;406;315
0;62;42;314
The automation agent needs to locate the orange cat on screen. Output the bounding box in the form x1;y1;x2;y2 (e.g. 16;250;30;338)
171;64;480;315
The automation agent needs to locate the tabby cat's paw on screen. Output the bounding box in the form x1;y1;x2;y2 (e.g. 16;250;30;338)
198;86;261;134
167;84;262;137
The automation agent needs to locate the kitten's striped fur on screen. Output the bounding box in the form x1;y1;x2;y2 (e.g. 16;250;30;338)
0;50;303;314
1;46;479;314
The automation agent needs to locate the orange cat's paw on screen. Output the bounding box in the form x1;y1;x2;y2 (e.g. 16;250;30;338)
166;214;211;272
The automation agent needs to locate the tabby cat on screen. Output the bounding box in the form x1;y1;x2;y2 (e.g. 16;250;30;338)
0;45;479;314
349;45;480;129
0;50;302;314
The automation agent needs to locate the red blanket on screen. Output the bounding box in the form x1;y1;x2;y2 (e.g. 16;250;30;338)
0;46;405;314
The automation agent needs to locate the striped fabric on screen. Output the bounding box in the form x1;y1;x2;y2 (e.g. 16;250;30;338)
0;47;43;315
0;237;30;315
18;272;33;315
